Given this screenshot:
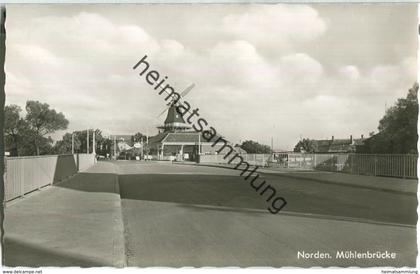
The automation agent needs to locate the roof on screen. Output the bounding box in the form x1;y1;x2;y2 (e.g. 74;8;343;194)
148;132;169;145
164;132;201;143
328;139;353;153
148;131;231;145
113;135;132;140
353;139;365;146
112;135;134;146
164;105;187;125
312;138;365;153
148;132;203;145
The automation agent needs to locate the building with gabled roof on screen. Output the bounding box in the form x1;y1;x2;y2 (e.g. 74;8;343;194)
148;105;242;161
311;135;365;153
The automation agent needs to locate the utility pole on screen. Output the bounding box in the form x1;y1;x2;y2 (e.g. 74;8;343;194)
271;137;274;152
113;135;117;160
198;133;201;155
71;133;75;154
141;137;144;159
86;129;89;154
145;128;149;160
92;129;96;155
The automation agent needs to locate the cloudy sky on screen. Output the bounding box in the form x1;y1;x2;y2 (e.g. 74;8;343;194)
5;4;418;150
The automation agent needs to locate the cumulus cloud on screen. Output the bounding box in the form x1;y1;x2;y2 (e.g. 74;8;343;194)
339;65;360;81
222;5;327;50
5;5;417;149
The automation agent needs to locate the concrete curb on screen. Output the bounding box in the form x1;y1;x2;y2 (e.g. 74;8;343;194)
112;174;127;267
110;163;127;267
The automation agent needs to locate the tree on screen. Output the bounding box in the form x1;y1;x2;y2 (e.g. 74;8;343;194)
361;83;418;154
98;137;112;158
293;138;316;153
4;105;26;156
53;133;81;154
240;140;272;154
129;132;146;157
92;129;107;156
25;101;69;155
68;129;109;156
17;131;53;156
72;131;87;153
4;104;48;156
132;132;145;143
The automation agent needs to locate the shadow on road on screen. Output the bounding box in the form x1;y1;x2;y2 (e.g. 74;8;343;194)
55;172;119;194
3;237;107;267
51;166;417;225
118;173;418;225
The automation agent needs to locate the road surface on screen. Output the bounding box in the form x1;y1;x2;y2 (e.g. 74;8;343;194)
4;161;417;267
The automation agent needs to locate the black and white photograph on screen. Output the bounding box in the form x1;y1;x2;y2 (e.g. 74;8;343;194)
0;2;418;270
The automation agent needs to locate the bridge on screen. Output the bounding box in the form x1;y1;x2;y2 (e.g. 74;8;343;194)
3;160;417;267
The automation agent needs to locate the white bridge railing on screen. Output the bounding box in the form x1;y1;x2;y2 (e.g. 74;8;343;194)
199;153;417;179
3;153;96;202
199;153;270;167
270;153;418;179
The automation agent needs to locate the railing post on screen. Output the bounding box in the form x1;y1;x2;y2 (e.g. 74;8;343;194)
20;160;24;198
330;154;333;172
403;155;406;179
3;158;6;202
374;155;377;176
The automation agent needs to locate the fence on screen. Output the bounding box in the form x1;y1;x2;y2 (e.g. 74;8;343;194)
199;153;417;179
269;153;417;179
199;153;270;167
4;153;96;202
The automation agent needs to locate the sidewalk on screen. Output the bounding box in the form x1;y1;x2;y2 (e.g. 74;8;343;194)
192;162;418;194
3;162;125;267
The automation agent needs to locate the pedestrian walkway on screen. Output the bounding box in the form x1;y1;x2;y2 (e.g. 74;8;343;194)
3;162;125;267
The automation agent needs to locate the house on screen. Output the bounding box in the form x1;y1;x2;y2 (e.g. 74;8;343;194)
108;135;136;153
311;135;365;153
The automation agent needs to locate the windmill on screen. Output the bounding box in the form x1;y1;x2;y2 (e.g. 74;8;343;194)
157;83;195;132
157;83;195;118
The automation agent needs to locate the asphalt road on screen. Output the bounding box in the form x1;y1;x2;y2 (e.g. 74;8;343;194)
4;161;417;267
116;161;417;267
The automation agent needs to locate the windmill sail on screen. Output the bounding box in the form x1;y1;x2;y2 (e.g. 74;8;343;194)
157;83;195;118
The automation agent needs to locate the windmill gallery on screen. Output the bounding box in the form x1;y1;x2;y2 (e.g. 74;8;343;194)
132;55;287;214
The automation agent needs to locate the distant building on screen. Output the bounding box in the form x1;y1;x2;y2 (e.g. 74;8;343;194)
148;104;242;161
311;135;365;153
113;135;135;150
106;135;140;159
